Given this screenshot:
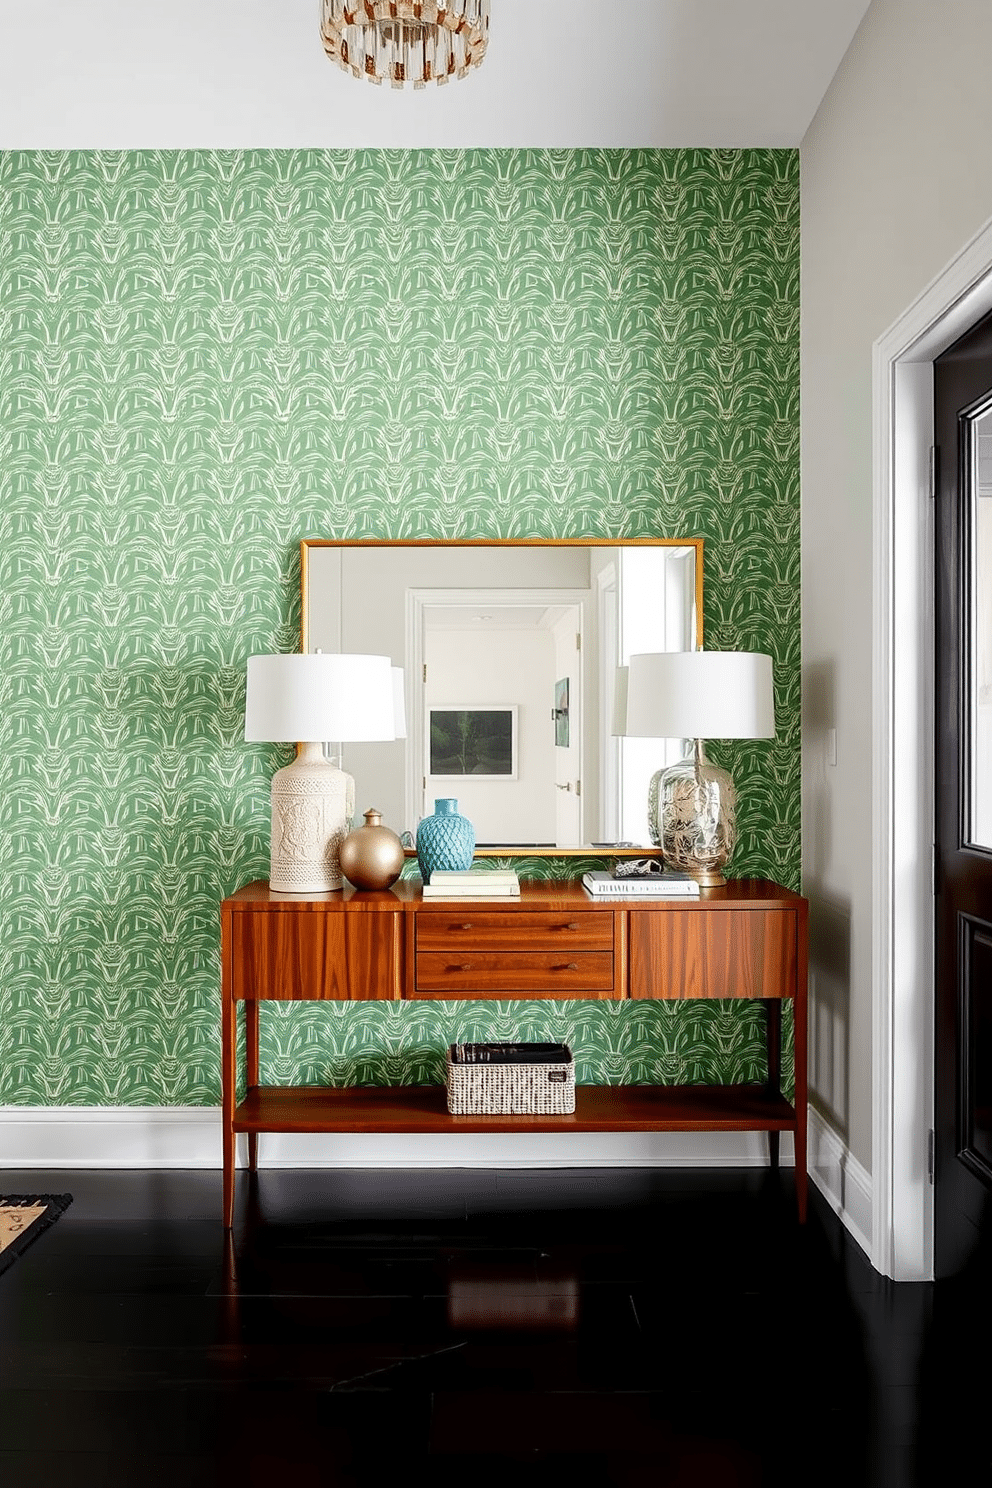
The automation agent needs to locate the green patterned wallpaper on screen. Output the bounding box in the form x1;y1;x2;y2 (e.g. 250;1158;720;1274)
0;148;799;1106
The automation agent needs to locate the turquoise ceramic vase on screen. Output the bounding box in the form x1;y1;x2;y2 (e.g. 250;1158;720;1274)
416;798;475;882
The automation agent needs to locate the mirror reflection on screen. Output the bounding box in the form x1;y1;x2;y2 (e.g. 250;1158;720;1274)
301;540;702;853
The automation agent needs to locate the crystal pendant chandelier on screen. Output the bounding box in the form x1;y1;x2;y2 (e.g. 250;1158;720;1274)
320;1;490;88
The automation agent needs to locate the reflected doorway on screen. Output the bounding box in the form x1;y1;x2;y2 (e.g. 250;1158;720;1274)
420;596;580;846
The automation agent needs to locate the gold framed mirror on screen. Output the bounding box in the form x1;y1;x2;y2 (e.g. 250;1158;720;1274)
301;537;703;856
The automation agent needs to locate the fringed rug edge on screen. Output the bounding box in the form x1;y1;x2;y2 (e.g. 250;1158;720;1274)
0;1194;73;1276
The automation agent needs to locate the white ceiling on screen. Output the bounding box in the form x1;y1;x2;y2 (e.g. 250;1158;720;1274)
0;0;870;150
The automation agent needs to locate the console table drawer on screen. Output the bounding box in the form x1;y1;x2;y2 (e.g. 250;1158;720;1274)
231;910;402;1001
416;910;612;952
413;950;615;998
629;909;797;1000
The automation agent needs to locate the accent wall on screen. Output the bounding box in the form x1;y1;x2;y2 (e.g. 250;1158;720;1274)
0;147;799;1105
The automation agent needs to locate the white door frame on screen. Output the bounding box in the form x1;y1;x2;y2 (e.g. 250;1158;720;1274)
872;213;992;1279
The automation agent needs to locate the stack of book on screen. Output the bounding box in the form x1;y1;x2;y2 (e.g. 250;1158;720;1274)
448;1041;571;1065
581;869;700;898
422;869;521;900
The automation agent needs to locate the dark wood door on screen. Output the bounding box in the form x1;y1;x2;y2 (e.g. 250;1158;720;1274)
933;311;992;1276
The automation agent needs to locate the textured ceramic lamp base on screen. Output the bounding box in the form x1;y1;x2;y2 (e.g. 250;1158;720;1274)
652;742;737;888
268;743;354;893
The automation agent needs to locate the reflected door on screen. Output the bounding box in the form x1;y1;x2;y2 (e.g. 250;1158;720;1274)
551;608;582;846
422;606;558;846
934;311;992;1277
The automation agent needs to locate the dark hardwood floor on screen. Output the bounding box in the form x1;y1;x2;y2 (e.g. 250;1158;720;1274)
0;1165;987;1487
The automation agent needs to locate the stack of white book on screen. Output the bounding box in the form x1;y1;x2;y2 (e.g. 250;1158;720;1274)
422;870;521;899
581;870;700;898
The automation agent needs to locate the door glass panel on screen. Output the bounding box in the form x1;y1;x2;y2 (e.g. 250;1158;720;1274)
970;408;992;849
968;924;992;1173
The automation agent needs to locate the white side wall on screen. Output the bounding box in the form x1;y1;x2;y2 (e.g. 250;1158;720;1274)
801;0;992;1171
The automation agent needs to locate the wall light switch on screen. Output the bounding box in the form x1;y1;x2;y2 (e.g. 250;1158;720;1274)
826;727;837;767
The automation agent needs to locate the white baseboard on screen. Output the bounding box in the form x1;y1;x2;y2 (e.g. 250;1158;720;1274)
808;1105;872;1260
0;1105;795;1171
0;1106;224;1168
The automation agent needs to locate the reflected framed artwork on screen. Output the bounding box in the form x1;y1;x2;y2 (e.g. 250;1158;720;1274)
429;706;517;779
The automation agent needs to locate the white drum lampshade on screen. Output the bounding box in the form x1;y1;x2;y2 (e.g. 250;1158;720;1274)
245;653;397;892
624;651;775;886
391;666;407;740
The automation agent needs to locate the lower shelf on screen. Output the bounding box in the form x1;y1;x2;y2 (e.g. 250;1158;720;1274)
233;1083;797;1135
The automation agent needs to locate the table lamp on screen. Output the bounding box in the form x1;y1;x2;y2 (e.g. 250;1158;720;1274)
391;665;407;740
244;653;397;893
623;651;775;886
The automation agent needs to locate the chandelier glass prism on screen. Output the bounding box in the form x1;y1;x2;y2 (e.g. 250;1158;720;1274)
320;1;490;88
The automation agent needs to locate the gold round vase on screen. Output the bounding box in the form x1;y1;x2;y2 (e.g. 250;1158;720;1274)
339;808;405;891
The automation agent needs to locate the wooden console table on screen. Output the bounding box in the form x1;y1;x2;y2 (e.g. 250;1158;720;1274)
220;878;808;1227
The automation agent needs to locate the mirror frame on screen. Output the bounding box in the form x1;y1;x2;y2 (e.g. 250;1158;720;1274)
300;537;704;857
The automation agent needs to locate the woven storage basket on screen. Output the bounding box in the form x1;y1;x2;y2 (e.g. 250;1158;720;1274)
446;1043;575;1115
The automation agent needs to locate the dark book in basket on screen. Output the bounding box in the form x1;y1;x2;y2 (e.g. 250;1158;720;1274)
449;1041;573;1065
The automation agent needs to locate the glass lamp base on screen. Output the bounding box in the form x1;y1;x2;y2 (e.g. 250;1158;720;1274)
649;741;737;888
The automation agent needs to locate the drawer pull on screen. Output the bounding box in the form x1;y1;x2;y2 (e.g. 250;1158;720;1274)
459;924;474;931
560;963;580;971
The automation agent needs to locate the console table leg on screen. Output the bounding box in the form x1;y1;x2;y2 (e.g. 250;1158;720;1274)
765;999;782;1172
246;1000;260;1174
220;916;238;1230
222;1162;235;1231
220;993;236;1226
793;912;809;1222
